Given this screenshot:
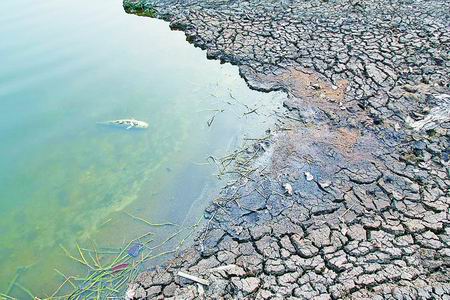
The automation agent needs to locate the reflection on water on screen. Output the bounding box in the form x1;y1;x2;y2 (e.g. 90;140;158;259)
0;0;283;297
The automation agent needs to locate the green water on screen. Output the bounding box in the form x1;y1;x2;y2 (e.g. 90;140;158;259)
0;0;283;297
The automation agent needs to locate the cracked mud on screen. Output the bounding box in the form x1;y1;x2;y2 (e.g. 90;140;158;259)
123;0;449;298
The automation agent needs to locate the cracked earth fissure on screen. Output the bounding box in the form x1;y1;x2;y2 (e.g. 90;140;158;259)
123;0;449;299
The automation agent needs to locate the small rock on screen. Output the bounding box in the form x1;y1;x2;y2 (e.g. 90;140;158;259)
319;180;331;188
283;183;293;196
305;172;314;181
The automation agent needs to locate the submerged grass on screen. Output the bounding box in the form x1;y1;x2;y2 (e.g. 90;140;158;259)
45;215;202;299
1;215;202;299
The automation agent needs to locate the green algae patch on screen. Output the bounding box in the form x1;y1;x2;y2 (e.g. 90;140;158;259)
123;0;157;17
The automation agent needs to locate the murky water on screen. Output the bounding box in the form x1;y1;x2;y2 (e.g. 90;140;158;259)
0;0;283;298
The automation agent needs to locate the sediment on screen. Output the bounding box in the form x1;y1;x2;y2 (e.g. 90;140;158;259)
123;0;450;298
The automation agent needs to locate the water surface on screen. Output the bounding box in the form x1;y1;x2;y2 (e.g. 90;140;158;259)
0;0;282;297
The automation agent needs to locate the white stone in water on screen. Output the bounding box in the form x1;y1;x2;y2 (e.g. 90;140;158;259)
305;172;314;181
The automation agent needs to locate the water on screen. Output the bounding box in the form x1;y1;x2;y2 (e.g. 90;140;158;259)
0;0;283;297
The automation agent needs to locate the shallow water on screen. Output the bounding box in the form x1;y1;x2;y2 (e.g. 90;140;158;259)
0;0;283;298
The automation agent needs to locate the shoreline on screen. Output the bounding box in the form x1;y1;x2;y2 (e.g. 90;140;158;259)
123;0;450;298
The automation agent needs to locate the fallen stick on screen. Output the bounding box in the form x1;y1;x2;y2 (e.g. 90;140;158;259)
177;271;209;286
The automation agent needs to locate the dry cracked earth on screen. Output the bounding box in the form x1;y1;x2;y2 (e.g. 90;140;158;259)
123;0;449;298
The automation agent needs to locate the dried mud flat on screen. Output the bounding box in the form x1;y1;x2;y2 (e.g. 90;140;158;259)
123;0;449;299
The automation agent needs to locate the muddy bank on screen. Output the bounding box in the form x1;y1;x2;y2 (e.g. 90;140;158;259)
123;0;449;298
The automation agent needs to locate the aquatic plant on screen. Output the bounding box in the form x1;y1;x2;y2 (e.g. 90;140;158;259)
0;215;201;299
45;215;202;299
123;0;157;18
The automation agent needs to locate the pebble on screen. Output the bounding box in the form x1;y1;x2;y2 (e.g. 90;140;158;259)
305;172;314;181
